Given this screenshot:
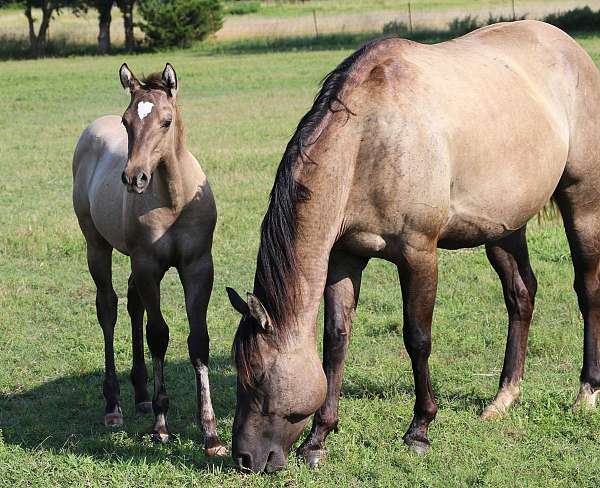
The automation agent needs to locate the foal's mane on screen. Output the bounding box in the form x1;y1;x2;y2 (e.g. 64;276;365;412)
233;38;385;387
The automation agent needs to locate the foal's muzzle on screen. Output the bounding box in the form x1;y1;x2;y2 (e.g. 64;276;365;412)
121;170;150;194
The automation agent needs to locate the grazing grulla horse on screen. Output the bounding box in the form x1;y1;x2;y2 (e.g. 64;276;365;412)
73;63;226;456
227;21;600;472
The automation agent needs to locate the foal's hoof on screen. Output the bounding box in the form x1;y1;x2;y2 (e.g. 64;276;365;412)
205;443;228;457
403;435;430;455
104;408;123;427
297;447;328;468
151;431;170;444
135;401;153;415
573;383;599;413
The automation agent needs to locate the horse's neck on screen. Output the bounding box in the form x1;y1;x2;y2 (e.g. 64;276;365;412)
278;139;355;344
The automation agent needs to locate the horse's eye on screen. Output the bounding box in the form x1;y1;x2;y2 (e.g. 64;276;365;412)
161;119;172;128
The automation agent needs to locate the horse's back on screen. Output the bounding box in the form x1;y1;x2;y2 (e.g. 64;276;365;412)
73;115;128;252
341;21;600;251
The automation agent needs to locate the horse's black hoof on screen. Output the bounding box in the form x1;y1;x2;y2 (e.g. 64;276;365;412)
403;434;431;455
104;406;123;427
297;447;328;468
135;401;153;415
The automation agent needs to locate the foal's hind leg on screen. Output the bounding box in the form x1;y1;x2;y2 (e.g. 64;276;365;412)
127;274;151;414
481;227;537;420
81;223;122;427
296;252;367;468
555;190;600;410
178;254;226;457
131;255;171;442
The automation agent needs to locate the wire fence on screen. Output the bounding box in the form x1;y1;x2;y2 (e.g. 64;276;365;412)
216;0;600;40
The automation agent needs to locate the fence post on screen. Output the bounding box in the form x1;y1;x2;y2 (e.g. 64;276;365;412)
408;2;413;35
313;9;319;39
512;0;516;21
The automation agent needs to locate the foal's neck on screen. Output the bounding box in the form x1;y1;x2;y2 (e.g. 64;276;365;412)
155;115;192;212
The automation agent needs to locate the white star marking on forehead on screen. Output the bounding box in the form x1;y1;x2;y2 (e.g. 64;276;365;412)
137;101;154;120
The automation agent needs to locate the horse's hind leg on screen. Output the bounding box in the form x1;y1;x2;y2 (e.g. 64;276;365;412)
296;251;367;468
80;221;122;427
481;226;537;420
178;254;226;457
555;189;600;410
127;274;151;414
131;255;170;442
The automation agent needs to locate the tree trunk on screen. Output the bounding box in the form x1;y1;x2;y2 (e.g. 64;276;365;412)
98;1;113;54
118;0;135;52
25;0;54;58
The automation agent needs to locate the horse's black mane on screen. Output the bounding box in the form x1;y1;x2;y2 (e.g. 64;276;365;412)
233;38;384;387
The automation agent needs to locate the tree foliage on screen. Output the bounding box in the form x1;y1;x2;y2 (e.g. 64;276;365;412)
138;0;223;48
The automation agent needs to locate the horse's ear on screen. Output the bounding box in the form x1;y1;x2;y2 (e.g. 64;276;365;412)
247;293;272;332
226;287;249;316
162;63;178;98
119;63;139;94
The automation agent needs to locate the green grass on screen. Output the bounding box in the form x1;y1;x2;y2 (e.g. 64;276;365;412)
2;34;600;487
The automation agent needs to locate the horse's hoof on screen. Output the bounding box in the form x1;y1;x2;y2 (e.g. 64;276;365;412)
151;431;170;444
297;447;328;468
205;443;228;457
573;383;599;413
403;435;430;455
104;410;123;427
135;401;153;415
481;404;505;421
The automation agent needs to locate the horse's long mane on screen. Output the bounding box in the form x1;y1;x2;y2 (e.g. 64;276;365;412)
233;38;386;388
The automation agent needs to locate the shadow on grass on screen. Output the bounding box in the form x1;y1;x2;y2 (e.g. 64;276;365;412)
0;34;154;61
0;354;237;470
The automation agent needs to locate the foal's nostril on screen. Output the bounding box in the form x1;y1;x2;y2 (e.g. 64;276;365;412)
121;171;130;186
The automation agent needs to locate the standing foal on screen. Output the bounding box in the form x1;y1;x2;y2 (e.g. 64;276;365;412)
72;63;225;456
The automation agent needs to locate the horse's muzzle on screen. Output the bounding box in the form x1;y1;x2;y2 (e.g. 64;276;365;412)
121;170;150;194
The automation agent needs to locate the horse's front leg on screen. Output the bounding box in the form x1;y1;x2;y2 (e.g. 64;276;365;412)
481;227;537;419
398;245;438;454
131;255;170;442
297;252;367;468
178;254;226;457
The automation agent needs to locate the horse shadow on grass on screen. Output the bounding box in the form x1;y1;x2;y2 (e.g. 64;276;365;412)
0;354;237;471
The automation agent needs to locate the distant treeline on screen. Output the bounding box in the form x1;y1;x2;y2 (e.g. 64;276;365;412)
0;0;222;57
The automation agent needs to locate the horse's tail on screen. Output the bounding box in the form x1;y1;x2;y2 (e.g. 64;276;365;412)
538;196;561;223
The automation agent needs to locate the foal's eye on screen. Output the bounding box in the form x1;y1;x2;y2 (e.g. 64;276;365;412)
161;119;172;128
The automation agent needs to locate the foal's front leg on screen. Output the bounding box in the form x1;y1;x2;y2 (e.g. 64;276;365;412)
178;254;226;457
398;246;438;454
131;256;170;442
297;252;367;467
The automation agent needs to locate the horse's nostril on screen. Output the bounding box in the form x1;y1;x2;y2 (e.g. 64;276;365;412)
140;172;149;182
235;453;253;472
121;172;129;185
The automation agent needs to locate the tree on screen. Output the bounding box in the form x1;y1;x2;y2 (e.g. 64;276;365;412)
73;0;114;54
138;0;222;48
116;0;135;52
20;1;77;57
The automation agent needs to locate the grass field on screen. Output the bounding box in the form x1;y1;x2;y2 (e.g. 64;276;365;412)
2;30;600;487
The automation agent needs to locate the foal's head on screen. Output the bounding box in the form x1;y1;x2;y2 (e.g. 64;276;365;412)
118;63;181;193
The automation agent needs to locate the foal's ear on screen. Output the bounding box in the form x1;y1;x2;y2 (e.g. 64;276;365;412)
227;287;249;316
119;63;140;94
247;293;272;332
162;63;178;98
